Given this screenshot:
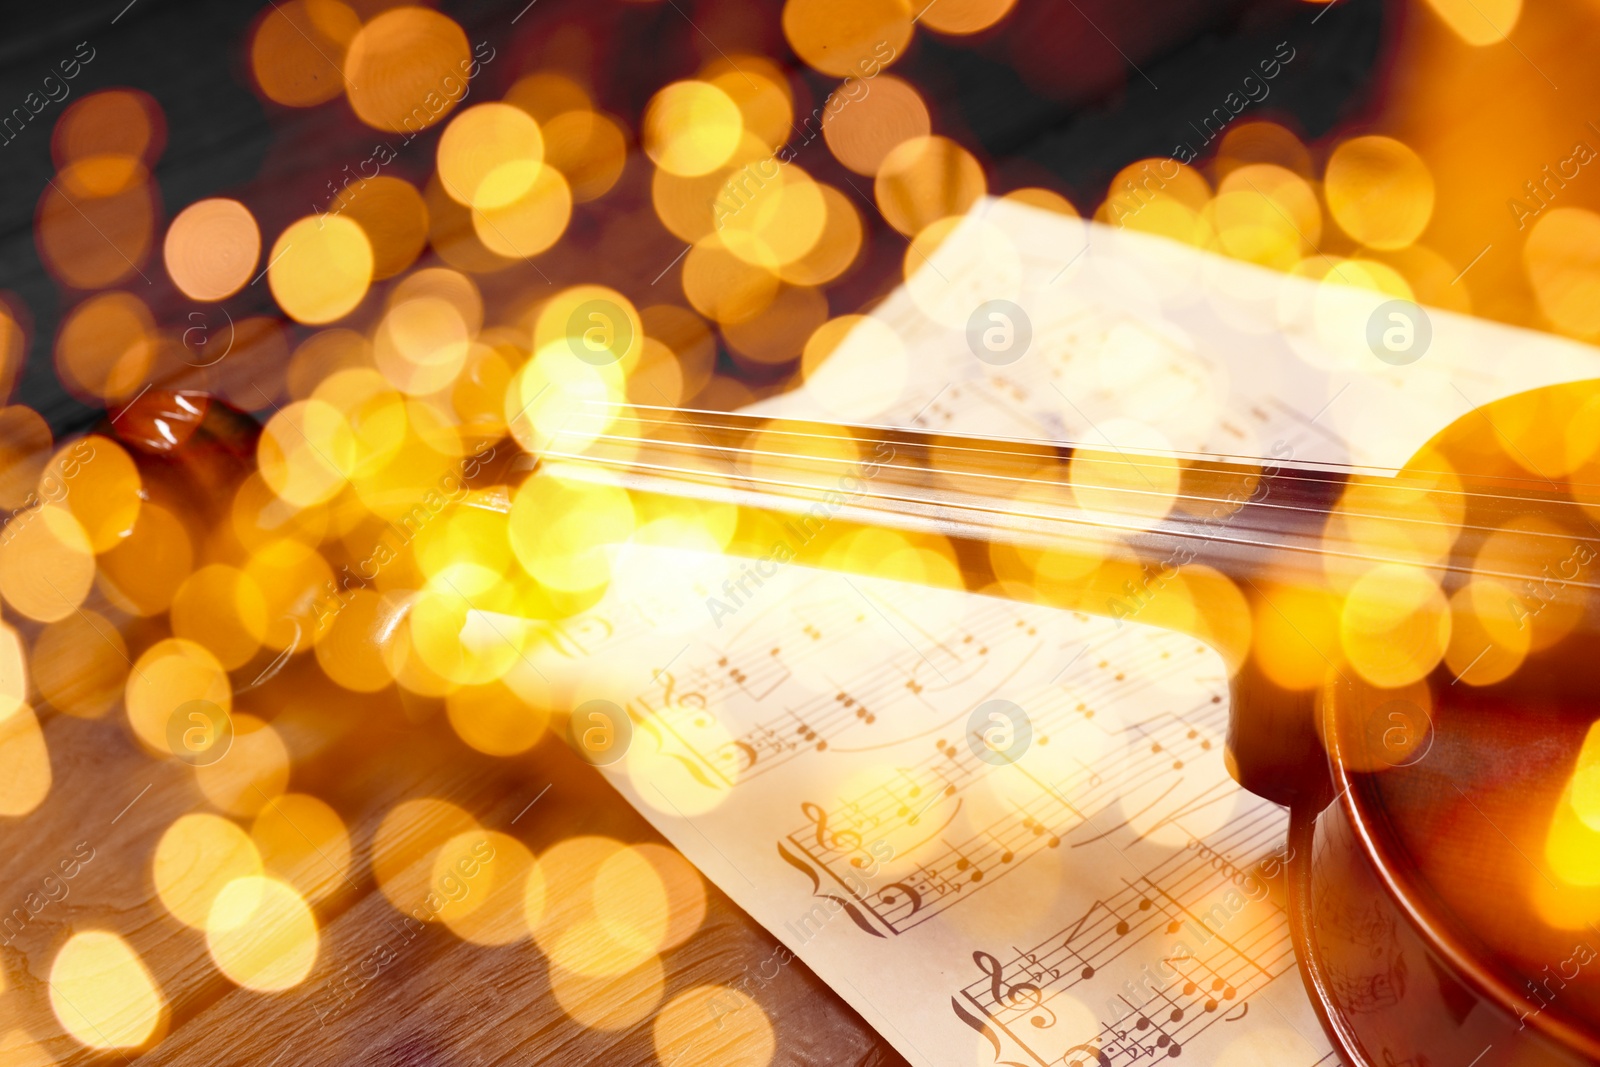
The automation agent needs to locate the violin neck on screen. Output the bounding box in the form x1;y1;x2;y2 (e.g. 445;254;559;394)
534;407;1343;594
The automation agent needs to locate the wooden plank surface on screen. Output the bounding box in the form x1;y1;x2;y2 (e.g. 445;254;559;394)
0;648;910;1065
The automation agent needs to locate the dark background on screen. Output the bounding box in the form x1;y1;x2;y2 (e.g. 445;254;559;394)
0;0;1388;439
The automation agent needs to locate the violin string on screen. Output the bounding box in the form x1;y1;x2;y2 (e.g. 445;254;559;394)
536;442;1600;594
540;416;1600;562
605;401;1600;496
546;423;1592;548
566;405;1600;513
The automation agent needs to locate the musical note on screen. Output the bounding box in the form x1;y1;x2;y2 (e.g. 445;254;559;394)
947;840;985;883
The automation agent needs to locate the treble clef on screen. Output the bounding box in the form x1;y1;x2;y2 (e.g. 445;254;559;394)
972;951;1056;1029
801;802;862;853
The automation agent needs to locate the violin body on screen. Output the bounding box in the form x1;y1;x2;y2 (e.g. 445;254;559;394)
538;379;1600;1066
101;377;1600;1066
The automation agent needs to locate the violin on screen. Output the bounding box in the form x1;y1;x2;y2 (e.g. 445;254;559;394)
104;379;1600;1067
495;390;1600;1067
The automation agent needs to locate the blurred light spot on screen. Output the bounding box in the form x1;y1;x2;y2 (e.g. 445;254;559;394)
510;472;635;595
504;72;592;123
432;830;536;945
1001;187;1079;216
1340;564;1451;688
48;931;163;1050
0;406;52;509
53;90;164;169
371;797;479;916
437;103;545;209
0;504;94;622
154;813;263;928
54;292;154;403
1525;208;1600;339
96;502;192;616
125;638;232;753
874;135;985;236
170;564;268;670
206;876;319;990
705;56;793;151
259;398;357;506
333;175;430;280
653;984;776;1067
644;81;744;177
32;611;125;719
1421;0;1520;45
1324;136;1434;250
36;178;156;290
251;0;360;107
343;8;473;133
682;236;780;324
539;109;628;203
472;163;572;258
823;74;929;176
550;957;665;1030
314;588;402;692
778;184;862;286
917;0;1017;34
164;198;260;301
635;843;706;950
0;706;50;816
195;714;291;817
783;0;912;78
1215;121;1312;179
253;792;351;903
446;679;549;755
268;216;374;325
50;434;141;553
802;315;907;419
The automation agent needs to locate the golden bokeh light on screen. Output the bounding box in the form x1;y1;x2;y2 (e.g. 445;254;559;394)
0;706;50;816
164;197;260;301
48;931;164;1050
1525;207;1600;339
1339;564;1452;689
195;713;291;816
32;609;128;718
437;103;546;209
823;74;930;176
550;956;666;1031
874;135;986;236
1324;136;1434;251
154;813;264;928
53;292;155;403
644;81;745;177
917;0;1018;34
96;502;193;616
0;504;95;622
342;7;473;133
252;792;351;902
371;796;479;916
431;830;536;945
250;0;360;107
206;875;320;991
125;638;232;753
0;406;50;508
332;175;431;280
268;215;375;324
653;984;776;1067
783;0;912;78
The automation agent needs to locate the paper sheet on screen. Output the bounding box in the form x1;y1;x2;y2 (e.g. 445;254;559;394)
523;203;1600;1066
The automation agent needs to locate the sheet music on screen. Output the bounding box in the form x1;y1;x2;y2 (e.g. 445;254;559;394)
746;197;1600;473
518;202;1600;1066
